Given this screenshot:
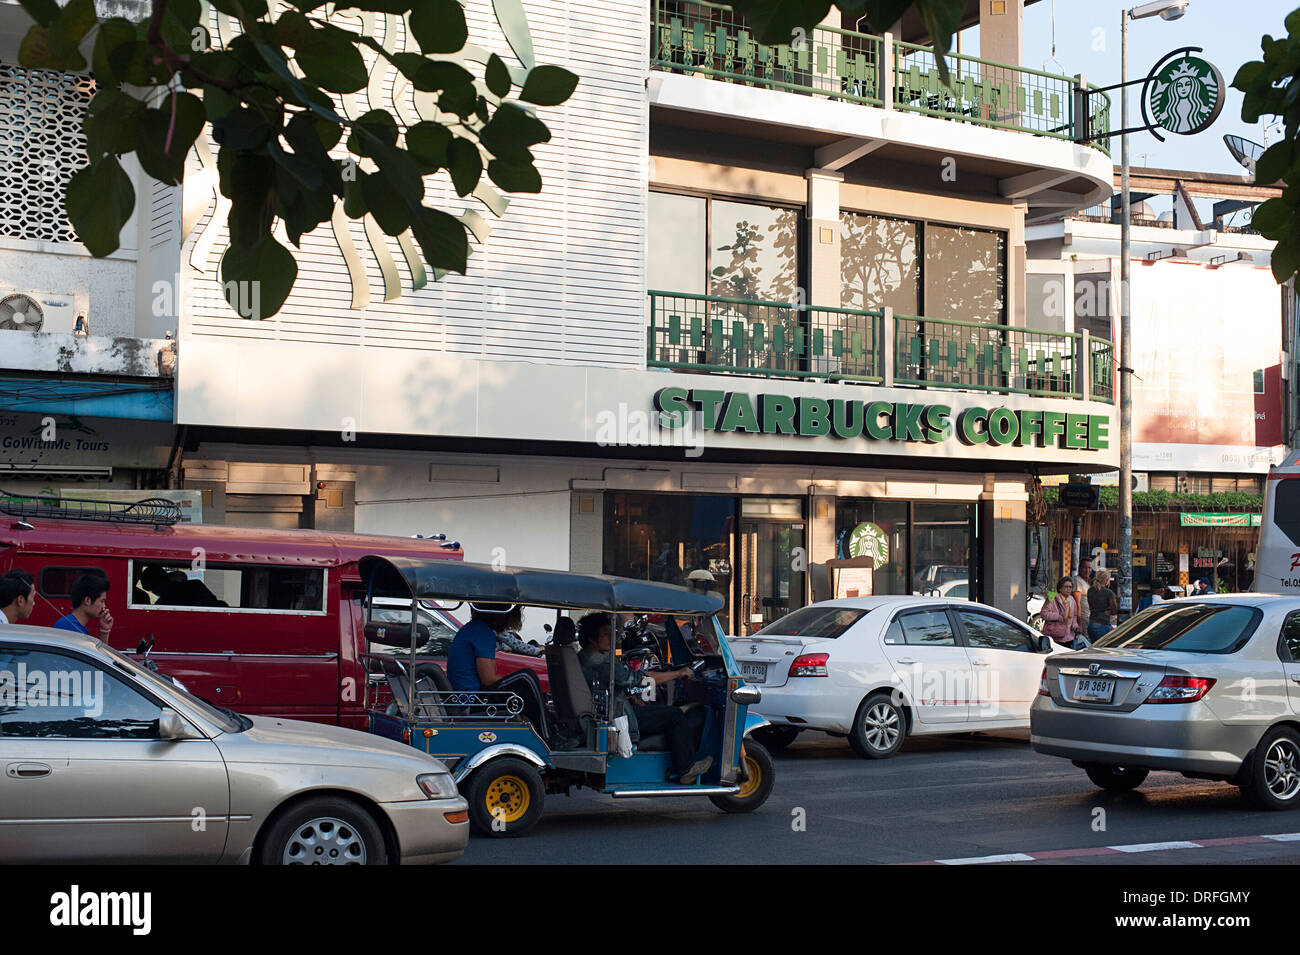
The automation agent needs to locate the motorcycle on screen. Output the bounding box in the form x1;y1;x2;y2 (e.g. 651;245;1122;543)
1025;592;1046;632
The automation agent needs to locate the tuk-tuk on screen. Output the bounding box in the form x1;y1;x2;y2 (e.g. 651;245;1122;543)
358;555;775;836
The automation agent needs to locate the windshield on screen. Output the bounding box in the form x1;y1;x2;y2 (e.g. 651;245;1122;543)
755;605;870;640
100;643;244;733
1092;603;1262;654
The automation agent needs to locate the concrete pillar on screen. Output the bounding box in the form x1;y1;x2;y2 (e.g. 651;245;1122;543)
570;491;604;574
981;476;1029;617
806;169;843;309
979;0;1024;68
808;487;836;603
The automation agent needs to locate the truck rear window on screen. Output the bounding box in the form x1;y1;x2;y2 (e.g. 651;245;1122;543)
1092;603;1261;654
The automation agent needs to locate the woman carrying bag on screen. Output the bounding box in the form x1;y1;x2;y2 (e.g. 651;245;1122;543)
1041;576;1086;649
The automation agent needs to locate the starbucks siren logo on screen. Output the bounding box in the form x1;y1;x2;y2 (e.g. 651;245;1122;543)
848;522;889;565
1146;54;1223;136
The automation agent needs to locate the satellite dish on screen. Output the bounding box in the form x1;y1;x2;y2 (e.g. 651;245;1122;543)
1224;134;1264;176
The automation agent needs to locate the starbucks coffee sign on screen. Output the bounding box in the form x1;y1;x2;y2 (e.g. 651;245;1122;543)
1142;48;1224;140
651;387;1110;450
848;523;889;563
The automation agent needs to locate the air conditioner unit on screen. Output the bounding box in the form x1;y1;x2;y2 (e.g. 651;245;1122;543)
0;291;78;334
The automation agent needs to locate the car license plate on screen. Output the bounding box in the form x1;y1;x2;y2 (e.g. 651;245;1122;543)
1074;678;1115;703
741;662;767;682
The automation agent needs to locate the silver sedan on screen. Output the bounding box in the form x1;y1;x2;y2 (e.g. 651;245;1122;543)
0;626;469;863
1031;595;1300;810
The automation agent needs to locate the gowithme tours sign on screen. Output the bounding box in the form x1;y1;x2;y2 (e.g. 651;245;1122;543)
651;387;1110;450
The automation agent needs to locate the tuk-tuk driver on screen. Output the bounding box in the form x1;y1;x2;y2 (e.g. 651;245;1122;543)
576;613;713;785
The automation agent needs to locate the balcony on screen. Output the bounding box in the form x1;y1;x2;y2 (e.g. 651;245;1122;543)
651;0;1111;154
647;290;1115;403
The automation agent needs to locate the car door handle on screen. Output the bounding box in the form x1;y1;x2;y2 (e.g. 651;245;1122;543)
972;661;991;667
1291;676;1300;684
895;657;916;665
5;762;51;779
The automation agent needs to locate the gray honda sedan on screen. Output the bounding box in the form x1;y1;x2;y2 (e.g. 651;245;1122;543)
0;627;469;863
1031;595;1300;810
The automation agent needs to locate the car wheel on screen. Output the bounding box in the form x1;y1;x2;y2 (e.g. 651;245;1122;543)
1083;763;1149;792
1241;727;1300;811
258;796;388;865
709;739;775;813
848;692;906;759
466;757;545;837
751;725;800;753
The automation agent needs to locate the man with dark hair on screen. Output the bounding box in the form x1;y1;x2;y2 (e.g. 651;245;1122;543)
53;572;113;638
447;603;546;734
576;612;712;784
0;569;36;625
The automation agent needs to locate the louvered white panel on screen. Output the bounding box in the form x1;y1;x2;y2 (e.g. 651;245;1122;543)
179;0;648;368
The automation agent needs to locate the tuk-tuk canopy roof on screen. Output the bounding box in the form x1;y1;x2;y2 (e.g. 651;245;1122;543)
360;555;725;615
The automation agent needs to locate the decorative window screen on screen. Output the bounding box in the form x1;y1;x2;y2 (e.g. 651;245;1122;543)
0;63;94;243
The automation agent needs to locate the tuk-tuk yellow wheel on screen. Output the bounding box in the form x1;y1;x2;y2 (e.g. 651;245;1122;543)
709;739;775;814
484;775;530;822
466;757;545;837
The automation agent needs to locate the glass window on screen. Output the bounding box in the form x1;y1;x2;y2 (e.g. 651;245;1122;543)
1073;273;1112;339
912;502;973;598
755;605;869;639
605;493;734;630
1094;603;1261;654
648;191;706;295
956;610;1033;652
1280;612;1300;662
0;647;161;739
38;566;107;598
924;224;1006;324
369;603;457;656
839;212;919;314
710;199;801;303
836;500;908;596
888;610;955;647
1026;273;1066;333
129;561;326;612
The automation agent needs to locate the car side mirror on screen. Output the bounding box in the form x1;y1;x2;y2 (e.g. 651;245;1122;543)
1037;636;1053;653
158;708;200;741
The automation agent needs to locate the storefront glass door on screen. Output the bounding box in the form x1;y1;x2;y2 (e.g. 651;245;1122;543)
738;498;806;635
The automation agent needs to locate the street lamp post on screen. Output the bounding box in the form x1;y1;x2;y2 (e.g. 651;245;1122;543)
1118;0;1187;619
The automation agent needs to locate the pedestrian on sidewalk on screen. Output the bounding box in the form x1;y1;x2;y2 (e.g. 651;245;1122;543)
1086;570;1118;643
1041;577;1086;649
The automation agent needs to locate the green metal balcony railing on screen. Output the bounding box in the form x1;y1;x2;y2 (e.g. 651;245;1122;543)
648;291;882;381
649;291;1116;403
650;0;883;106
650;1;1112;152
894;315;1081;398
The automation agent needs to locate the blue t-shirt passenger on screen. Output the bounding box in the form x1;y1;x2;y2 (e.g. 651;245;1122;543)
447;619;497;691
53;614;89;634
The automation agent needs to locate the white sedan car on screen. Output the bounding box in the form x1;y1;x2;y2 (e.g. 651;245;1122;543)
729;597;1061;758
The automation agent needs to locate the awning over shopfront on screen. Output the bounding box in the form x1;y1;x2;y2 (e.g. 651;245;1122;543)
0;376;173;421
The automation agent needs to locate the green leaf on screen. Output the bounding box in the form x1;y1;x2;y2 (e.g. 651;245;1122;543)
66;156;135;257
46;0;96;60
343;173;368;218
159;0;204;53
391;53;471;92
369;141;426;203
134;93;207;186
410;206;468;273
519;65;578;106
353;109;400;149
479;102;549;163
446;137;483;196
409;0;468;54
269;137;325;192
213;106;271;151
1232;60;1267;92
361;172;413;235
438;83;477;117
1255;141;1293;185
331;0;411;11
1272;234;1299;284
485;53;512;98
19;25;86;71
294;23;369;94
283;112;344;190
92;18;151;86
225;154;277;243
406;121;452;170
220;235;298;319
17;0;59;28
1251;196;1291;236
487;158;541;193
84;87;144;159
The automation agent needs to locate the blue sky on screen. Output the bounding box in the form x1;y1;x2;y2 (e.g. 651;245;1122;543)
968;0;1294;176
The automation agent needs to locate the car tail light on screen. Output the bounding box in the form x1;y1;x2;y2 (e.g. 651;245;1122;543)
789;652;828;677
1038;666;1050;696
1146;675;1216;704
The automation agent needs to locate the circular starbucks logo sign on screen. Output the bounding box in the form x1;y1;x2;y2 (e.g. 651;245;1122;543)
1146;54;1223;136
847;522;889;564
